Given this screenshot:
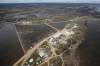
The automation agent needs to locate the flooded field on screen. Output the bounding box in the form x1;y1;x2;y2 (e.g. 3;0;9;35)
0;23;24;66
0;19;100;66
78;19;100;66
16;24;56;52
0;22;69;66
49;22;68;30
0;3;100;66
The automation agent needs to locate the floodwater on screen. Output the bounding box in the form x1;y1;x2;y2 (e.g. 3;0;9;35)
0;23;24;66
16;24;56;51
49;22;68;30
78;19;100;66
0;19;100;66
15;22;70;51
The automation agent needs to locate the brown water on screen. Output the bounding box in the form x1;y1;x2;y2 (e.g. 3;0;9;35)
16;24;56;51
0;19;100;66
78;19;100;66
0;23;24;66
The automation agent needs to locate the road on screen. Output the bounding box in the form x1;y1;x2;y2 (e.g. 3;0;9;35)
13;30;61;66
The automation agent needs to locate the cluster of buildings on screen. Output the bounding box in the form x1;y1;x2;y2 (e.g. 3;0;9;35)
24;41;51;66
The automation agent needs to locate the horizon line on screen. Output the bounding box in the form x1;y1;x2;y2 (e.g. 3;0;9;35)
0;2;100;4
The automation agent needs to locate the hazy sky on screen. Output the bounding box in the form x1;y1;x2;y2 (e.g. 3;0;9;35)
0;0;100;3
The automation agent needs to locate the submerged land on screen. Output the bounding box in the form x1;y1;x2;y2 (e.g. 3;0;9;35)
14;17;87;66
0;3;100;66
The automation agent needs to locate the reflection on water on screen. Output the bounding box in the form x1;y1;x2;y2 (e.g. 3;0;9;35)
78;19;100;66
0;23;24;66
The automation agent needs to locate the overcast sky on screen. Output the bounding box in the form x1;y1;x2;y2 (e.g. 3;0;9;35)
0;0;100;3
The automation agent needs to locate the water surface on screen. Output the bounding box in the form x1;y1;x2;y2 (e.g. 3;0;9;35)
78;19;100;66
0;23;24;66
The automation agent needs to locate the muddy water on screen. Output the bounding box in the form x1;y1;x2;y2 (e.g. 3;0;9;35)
16;24;56;51
78;19;100;66
0;23;24;66
0;20;100;66
49;22;68;30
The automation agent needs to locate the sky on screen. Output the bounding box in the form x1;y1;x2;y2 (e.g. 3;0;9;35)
0;0;100;3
